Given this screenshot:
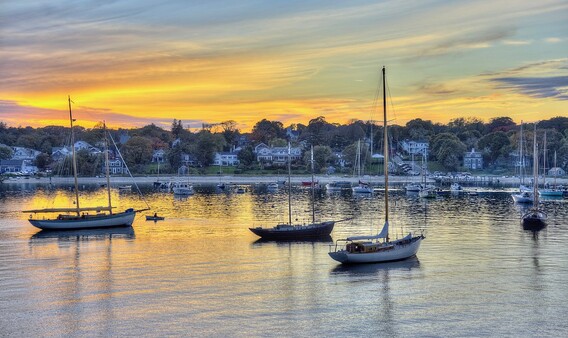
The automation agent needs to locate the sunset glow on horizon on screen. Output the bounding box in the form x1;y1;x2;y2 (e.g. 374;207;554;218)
1;1;567;131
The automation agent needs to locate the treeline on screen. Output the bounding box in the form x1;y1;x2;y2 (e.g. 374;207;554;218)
1;115;567;174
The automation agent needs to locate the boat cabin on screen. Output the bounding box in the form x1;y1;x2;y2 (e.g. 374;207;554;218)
346;241;394;253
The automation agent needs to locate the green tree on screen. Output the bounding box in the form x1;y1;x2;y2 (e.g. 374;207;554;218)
478;131;511;165
303;116;336;146
406;118;434;140
34;153;52;171
431;133;467;170
171;119;184;139
75;149;101;176
486;117;516;133
192;131;226;166
251;119;285;144
121;136;153;167
0;144;13;160
167;145;183;170
303;145;333;173
220;120;240;149
237;145;255;167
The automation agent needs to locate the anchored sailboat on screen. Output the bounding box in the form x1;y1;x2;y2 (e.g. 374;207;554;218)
512;122;534;204
522;124;546;229
23;96;147;230
249;145;338;240
329;67;425;264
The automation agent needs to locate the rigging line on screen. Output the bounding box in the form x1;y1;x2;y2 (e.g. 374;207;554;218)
107;131;152;211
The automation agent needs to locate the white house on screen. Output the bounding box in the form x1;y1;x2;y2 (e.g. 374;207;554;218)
0;159;26;173
74;141;101;154
104;158;129;175
254;143;302;166
152;149;165;163
401;140;429;157
214;152;240;166
11;147;41;161
549;167;566;177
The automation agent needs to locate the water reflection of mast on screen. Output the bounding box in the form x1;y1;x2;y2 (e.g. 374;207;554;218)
377;268;395;337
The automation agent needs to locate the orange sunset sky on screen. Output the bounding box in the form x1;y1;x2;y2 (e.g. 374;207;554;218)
1;1;567;131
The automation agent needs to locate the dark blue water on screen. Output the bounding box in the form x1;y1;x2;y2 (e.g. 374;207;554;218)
1;183;567;336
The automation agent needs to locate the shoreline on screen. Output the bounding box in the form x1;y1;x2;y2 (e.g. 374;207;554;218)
3;174;567;187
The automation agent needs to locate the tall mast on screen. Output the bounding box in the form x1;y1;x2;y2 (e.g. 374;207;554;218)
310;145;315;223
554;151;557;188
69;96;80;215
288;142;292;225
543;131;547;184
104;121;113;214
520;121;524;185
382;66;389;225
533;124;539;207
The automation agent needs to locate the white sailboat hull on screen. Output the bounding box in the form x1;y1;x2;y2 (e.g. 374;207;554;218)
329;236;423;264
29;210;136;230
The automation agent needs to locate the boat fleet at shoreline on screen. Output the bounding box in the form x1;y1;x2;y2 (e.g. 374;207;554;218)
21;70;564;266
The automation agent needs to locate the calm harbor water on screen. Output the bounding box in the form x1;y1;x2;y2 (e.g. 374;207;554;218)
1;182;567;337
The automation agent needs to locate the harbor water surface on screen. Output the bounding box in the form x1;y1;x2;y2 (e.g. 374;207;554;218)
1;183;567;336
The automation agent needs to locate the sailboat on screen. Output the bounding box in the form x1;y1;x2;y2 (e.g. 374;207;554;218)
352;139;372;194
249;145;337;240
405;153;422;192
512;122;534;203
23;96;144;230
329;67;425;264
522;124;546;229
539;133;563;197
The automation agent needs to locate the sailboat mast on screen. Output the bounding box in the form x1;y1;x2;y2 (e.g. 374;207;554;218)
382;66;389;224
543;131;547;184
68;96;80;215
103;122;113;214
533;124;539;207
520;121;524;185
288;143;292;225
554;151;557;188
311;145;315;223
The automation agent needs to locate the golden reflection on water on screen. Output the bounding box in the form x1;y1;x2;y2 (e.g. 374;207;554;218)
2;184;568;336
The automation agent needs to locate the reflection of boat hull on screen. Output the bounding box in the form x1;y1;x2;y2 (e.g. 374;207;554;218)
352;186;372;194
29;209;136;230
405;183;422;192
512;192;533;203
172;181;194;195
419;189;436;198
539;189;563;197
31;226;135;240
326;181;351;192
329;236;423;264
249;221;335;240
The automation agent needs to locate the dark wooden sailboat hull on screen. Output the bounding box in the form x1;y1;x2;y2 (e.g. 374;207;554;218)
249;221;335;240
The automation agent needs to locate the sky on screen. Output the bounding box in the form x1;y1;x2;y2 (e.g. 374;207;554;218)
1;0;567;131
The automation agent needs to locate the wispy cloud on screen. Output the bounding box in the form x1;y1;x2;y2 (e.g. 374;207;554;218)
502;39;532;45
487;59;568;100
490;76;568;100
544;37;562;43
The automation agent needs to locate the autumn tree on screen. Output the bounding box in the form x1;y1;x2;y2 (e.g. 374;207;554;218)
250;119;285;144
121;136;153;166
